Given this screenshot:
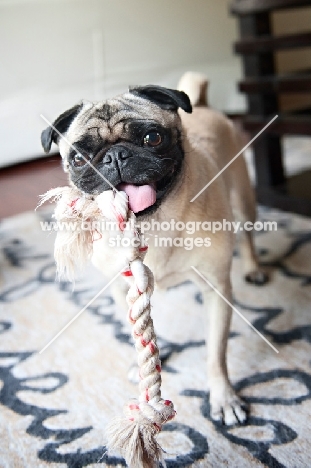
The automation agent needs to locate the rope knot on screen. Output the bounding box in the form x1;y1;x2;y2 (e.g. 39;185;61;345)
125;398;176;432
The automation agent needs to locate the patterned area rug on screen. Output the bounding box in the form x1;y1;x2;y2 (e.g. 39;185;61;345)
1;205;311;468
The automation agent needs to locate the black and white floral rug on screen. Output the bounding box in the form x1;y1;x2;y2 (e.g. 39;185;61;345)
1;204;311;468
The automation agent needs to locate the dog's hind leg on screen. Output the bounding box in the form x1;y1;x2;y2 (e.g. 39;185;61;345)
239;230;269;285
229;156;269;286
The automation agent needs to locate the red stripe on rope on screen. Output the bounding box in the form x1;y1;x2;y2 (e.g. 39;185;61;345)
117;213;125;231
129;404;140;410
122;269;133;276
141;337;147;347
111;204;125;231
138;337;156;353
68;198;79;208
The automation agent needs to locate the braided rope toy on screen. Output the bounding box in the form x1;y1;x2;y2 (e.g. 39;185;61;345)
39;187;176;468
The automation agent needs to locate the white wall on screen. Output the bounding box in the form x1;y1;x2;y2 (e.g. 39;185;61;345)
0;0;244;166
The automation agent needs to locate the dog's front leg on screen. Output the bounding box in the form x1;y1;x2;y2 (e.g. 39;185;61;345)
203;279;247;425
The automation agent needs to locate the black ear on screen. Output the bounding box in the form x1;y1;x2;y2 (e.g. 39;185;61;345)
41;103;83;153
129;85;192;114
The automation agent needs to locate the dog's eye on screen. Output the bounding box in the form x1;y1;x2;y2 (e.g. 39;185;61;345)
143;131;162;147
72;153;90;167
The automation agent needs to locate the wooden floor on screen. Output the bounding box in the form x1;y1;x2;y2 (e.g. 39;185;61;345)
0;155;68;218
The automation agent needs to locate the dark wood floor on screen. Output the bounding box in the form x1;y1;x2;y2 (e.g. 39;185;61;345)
0;155;68;218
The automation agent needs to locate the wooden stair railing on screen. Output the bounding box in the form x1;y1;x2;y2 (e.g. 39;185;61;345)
231;0;311;216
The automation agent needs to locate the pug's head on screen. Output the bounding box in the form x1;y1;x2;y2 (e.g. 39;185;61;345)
41;85;192;216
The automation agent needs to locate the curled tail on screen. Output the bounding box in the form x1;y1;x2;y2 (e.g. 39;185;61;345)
177;71;208;107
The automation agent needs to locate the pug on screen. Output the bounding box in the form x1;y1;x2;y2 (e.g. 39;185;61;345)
41;73;268;425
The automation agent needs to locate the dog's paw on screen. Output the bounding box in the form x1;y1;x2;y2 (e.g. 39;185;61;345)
245;270;269;286
210;393;248;425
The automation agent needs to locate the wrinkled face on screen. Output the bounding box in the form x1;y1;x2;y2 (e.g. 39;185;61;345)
41;86;192;216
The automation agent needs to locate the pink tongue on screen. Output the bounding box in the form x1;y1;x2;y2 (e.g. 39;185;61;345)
118;183;156;213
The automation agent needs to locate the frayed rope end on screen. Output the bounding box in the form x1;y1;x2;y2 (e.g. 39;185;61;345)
105;416;166;468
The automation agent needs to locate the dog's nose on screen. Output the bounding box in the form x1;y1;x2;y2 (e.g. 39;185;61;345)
102;146;132;165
